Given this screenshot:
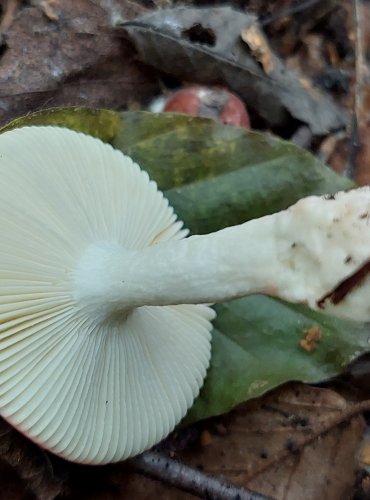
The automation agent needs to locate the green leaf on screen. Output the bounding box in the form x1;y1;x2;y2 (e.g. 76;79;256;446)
187;298;369;422
3;107;367;423
0;107;121;143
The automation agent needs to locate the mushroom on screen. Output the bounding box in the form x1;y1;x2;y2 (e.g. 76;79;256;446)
162;86;251;128
0;126;369;465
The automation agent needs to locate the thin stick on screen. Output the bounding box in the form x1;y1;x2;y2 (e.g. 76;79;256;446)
353;0;365;124
345;0;365;178
131;450;274;500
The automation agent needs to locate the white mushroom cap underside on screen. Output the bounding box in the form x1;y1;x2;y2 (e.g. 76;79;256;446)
0;126;214;464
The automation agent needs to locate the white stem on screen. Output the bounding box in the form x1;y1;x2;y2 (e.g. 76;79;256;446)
75;188;370;322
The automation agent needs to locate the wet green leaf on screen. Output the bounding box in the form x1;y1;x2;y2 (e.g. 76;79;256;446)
3;107;367;423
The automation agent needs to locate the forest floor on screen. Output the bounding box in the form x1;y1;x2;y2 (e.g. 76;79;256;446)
1;1;370;499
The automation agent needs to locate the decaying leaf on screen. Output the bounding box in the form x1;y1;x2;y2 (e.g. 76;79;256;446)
0;0;158;125
121;6;348;134
185;384;365;500
241;23;274;74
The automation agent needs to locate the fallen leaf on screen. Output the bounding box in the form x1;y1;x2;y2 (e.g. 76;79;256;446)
241;23;274;74
121;6;348;134
182;384;366;500
2;107;122;143
188;299;370;423
0;1;158;125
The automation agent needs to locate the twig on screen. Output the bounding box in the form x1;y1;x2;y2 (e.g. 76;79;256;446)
345;0;365;178
346;114;360;179
131;399;370;499
131;450;274;500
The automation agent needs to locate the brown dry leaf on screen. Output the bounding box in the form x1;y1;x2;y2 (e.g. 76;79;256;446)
180;383;364;500
121;6;348;134
241;23;274;74
0;0;158;125
31;0;61;21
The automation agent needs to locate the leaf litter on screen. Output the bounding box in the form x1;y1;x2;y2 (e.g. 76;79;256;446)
0;1;369;498
184;384;366;500
121;6;348;134
0;0;158;125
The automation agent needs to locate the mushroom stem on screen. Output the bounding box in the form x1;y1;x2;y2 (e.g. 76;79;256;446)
75;188;370;322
